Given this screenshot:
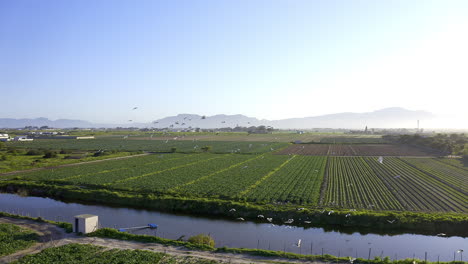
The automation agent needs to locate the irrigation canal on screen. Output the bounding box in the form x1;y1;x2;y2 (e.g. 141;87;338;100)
0;193;466;262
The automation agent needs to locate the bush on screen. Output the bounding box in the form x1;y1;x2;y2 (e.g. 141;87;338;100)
1;154;7;161
59;149;72;154
7;147;17;155
201;146;212;152
26;149;44;156
170;147;177;153
187;234;215;247
43;151;58;159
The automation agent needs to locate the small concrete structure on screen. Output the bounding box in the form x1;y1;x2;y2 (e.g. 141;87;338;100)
74;214;99;234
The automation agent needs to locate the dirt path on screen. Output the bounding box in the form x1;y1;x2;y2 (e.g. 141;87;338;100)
0;153;150;177
0;217;332;264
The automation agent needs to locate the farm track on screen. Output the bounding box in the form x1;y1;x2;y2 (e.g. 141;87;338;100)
0;153;150;177
0;217;328;264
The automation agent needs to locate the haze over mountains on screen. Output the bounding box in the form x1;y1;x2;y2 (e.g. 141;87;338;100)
0;108;435;129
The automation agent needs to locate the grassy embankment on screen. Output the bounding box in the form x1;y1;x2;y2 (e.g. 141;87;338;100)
11;243;220;264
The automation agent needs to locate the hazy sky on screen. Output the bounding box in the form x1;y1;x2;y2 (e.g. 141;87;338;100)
1;0;467;126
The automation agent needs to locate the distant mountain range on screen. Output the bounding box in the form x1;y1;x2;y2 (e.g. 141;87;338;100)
0;108;434;129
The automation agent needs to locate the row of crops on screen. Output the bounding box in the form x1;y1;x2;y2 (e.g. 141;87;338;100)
4;153;467;212
6;138;289;154
320;137;386;144
276;144;438;156
323;157;467;212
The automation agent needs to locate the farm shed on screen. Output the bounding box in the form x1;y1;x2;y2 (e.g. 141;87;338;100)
74;214;99;234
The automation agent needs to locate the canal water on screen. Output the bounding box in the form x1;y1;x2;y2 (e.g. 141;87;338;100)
0;193;466;261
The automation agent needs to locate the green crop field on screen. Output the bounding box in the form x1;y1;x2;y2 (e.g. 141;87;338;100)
0;223;39;257
320;137;385;144
401;158;468;193
6;138;288;154
323;157;405;210
323;157;467;212
4;152;467;213
242;156;327;204
364;157;467;212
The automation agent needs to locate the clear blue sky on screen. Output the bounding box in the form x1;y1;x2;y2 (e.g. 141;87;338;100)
1;0;467;127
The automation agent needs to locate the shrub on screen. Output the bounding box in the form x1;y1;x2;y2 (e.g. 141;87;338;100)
170;147;177;153
43;151;58;159
201;146;212;152
26;149;44;156
187;234;215;247
60;149;72;154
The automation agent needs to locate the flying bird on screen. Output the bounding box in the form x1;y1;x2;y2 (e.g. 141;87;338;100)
284;219;294;224
437;233;446;236
378;156;384;164
257;215;264;218
345;213;351;217
304;221;311;224
349;257;357;264
293;239;302;247
387;219;396;224
236;217;245;221
128;120;133;122
229;208;236;212
266;218;273;222
328;210;334;215
132;107;138;110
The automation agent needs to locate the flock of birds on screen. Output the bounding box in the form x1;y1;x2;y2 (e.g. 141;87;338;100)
128;107;261;128
229;207;400;228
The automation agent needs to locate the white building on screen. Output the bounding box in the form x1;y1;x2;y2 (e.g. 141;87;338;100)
0;134;9;142
13;136;33;141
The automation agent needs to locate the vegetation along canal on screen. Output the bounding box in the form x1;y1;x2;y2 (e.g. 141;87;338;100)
1;193;466;262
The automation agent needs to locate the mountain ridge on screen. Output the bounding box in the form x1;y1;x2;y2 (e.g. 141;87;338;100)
0;108;434;129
